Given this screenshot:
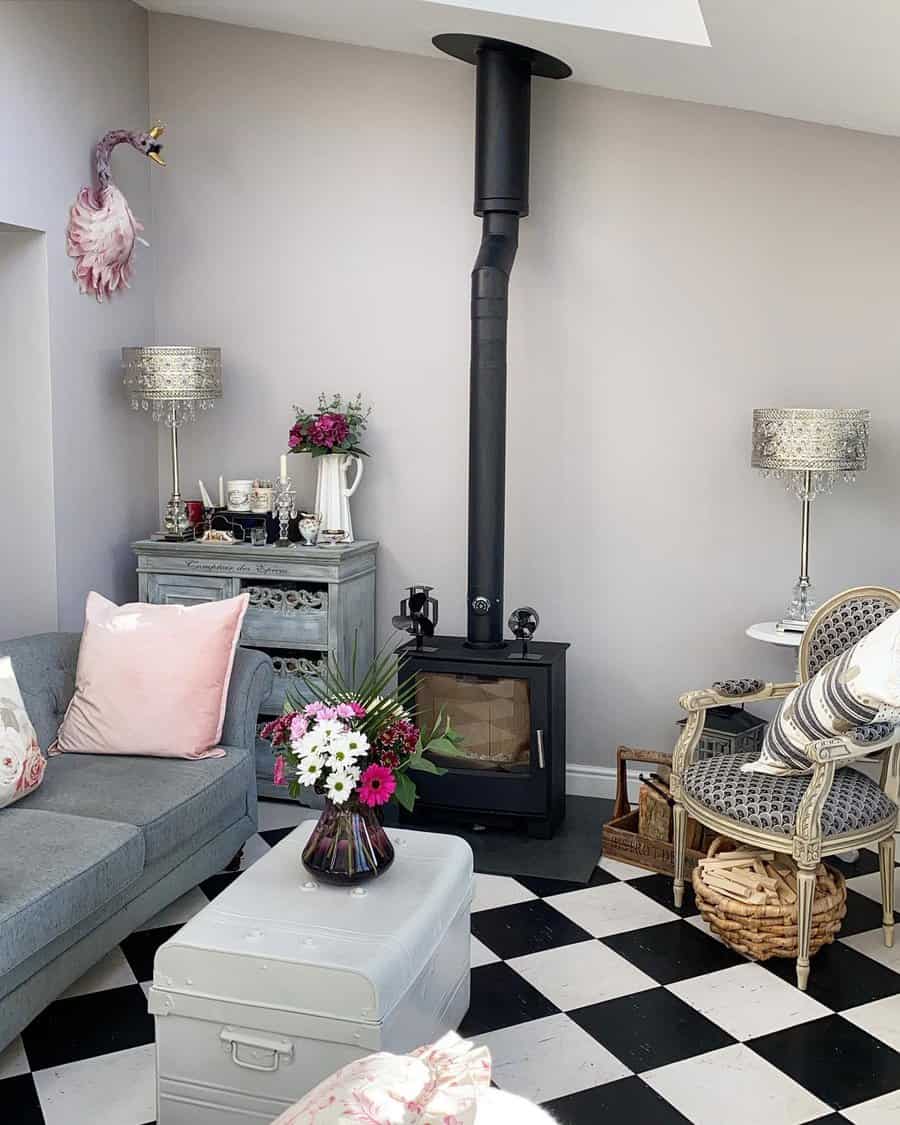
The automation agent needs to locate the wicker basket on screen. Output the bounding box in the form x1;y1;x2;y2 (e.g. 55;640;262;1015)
692;837;847;960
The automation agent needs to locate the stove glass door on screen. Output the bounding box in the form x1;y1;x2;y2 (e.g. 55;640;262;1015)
416;671;533;773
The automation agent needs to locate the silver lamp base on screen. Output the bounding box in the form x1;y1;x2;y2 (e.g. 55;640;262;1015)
162;492;193;540
778;577;816;633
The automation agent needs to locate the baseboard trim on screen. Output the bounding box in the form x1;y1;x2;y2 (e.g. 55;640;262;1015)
566;763;642;801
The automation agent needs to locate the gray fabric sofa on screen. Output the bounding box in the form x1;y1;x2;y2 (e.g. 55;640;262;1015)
0;632;273;1052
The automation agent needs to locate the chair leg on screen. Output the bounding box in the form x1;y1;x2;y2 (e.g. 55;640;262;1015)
795;863;816;991
879;835;895;948
673;803;687;909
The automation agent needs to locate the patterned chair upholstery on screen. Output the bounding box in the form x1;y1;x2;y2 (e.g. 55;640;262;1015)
683;751;895;836
671;586;900;992
800;591;900;679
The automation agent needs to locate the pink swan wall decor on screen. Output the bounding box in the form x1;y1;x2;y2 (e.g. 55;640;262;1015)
66;123;166;302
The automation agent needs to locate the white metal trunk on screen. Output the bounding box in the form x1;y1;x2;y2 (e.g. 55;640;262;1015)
149;823;473;1124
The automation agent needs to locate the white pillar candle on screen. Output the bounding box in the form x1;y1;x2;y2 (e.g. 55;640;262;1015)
218;476;224;507
280;453;288;481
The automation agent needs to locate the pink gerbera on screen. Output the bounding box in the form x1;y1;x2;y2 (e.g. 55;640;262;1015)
336;700;367;720
357;763;396;807
273;755;286;787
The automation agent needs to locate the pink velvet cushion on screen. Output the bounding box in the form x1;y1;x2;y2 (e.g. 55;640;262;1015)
56;591;249;760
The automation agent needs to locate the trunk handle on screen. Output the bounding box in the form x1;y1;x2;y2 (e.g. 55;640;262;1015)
220;1026;294;1072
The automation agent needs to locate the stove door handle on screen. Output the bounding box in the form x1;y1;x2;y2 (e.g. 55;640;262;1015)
536;729;545;770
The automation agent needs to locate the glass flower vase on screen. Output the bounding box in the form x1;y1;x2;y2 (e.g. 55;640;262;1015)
301;799;395;885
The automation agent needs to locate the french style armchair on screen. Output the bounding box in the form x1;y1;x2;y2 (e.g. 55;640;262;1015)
671;586;900;990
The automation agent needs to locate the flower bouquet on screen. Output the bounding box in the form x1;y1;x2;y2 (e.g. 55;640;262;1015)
260;644;464;884
287;392;371;458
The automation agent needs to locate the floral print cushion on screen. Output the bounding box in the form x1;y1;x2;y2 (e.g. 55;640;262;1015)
0;656;45;808
270;1033;491;1125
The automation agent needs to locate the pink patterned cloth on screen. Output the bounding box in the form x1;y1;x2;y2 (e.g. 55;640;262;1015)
0;657;46;808
269;1033;491;1125
55;592;248;759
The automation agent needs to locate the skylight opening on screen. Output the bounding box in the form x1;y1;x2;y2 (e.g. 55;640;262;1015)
420;0;711;47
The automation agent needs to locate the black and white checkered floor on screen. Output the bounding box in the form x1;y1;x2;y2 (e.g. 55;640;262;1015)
2;800;899;1125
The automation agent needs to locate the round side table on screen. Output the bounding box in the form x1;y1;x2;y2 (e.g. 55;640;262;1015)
745;621;803;650
746;621;802;679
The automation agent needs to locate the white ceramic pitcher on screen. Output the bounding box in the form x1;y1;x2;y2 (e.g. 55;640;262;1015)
314;453;364;543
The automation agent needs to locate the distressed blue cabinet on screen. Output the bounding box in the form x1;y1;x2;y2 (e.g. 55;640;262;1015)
133;539;377;798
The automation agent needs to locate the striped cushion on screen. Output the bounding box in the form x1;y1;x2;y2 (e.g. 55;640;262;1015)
744;608;900;775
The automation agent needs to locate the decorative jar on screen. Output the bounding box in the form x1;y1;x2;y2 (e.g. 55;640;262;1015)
227;479;253;511
301;799;395;885
250;480;274;513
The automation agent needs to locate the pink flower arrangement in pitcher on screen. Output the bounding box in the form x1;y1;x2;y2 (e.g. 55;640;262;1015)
260;644;464;812
287;392;371;458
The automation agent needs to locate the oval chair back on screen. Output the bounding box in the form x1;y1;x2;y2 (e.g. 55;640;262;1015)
798;586;900;682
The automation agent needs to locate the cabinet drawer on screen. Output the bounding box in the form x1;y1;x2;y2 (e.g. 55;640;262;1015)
146;573;239;606
240;584;329;651
241;608;328;650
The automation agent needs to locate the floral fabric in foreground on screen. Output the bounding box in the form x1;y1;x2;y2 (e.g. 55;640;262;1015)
269;1033;491;1125
0;656;45;808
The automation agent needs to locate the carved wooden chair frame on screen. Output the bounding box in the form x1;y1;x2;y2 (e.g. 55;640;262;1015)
671;586;900;990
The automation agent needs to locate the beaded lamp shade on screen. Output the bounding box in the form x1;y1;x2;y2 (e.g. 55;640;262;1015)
123;346;222;426
751;408;869;498
750;407;870;629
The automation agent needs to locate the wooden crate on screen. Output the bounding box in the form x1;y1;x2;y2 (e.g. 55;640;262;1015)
601;746;707;877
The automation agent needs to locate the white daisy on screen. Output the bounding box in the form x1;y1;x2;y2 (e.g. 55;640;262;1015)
315;718;347;743
337;762;361;786
297;752;325;785
328;731;370;767
296;730;326;757
325;768;357;805
343;730;370;758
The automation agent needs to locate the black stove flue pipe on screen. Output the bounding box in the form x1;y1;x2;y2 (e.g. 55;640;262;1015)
434;34;571;647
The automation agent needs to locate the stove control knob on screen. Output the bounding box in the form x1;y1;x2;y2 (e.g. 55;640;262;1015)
471;596;491;615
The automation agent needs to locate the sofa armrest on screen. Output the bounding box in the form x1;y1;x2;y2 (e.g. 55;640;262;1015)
220;648;274;753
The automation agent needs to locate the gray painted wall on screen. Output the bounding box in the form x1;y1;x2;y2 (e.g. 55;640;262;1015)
147;15;900;774
0;0;157;633
0;228;57;637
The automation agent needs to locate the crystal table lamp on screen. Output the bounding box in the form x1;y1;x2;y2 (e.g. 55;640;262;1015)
123;346;223;539
751;407;869;630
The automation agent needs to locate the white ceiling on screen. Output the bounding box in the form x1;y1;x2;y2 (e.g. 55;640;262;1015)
136;0;900;138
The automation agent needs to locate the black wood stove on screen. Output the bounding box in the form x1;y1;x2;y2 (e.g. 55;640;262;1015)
398;34;571;838
399;636;568;837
